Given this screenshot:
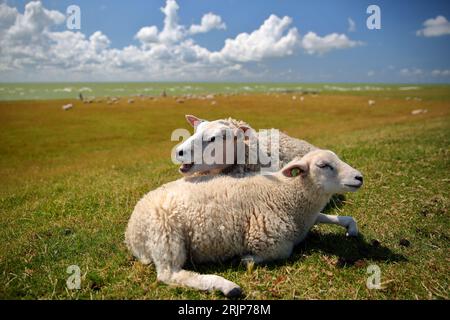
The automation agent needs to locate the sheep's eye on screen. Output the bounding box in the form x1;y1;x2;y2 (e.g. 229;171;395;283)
209;137;215;143
290;168;301;177
317;163;334;171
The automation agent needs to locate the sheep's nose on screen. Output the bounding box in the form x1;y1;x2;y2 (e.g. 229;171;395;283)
355;175;363;183
178;150;184;157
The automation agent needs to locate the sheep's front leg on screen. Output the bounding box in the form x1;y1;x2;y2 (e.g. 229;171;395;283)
315;213;358;237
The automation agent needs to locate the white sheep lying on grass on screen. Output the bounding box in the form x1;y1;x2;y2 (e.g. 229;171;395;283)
125;150;363;297
175;115;358;236
62;103;73;111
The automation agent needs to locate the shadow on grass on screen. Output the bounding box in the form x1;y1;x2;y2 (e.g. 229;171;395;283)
291;231;407;267
189;230;407;277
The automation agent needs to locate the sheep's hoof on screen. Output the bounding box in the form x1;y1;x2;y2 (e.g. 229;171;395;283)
225;287;242;298
346;221;359;237
346;229;358;237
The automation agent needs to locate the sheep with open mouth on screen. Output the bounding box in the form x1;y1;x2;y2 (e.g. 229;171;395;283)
174;114;359;237
175;115;317;176
125;150;363;297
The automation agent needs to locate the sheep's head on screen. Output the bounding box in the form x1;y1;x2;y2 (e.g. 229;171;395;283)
175;115;252;176
281;150;363;195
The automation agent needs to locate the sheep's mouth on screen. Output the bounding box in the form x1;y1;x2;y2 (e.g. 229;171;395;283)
179;163;194;173
344;183;362;189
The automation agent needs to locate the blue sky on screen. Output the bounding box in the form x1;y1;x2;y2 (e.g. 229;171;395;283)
1;0;450;82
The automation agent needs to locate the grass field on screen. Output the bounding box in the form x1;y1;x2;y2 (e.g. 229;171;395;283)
2;82;450;101
0;87;449;299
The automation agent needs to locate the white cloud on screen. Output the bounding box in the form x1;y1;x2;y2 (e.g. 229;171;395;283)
135;1;227;44
431;69;450;76
136;7;300;64
135;0;226;47
302;31;362;55
367;70;375;77
135;26;159;43
189;13;226;34
90;31;111;52
157;0;185;43
348;18;356;32
0;0;362;81
416;15;450;37
0;3;18;30
399;68;423;76
0;1;67;71
1;1;64;46
214;15;300;62
8;1;64;34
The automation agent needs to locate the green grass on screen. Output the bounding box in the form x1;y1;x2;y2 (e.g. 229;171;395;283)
2;82;450;101
0;88;449;299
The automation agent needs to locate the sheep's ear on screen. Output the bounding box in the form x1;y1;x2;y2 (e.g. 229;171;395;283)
282;162;308;178
239;125;251;134
185;115;204;128
234;125;253;137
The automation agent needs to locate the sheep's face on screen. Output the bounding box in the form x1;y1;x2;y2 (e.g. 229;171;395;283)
282;150;363;195
176;115;250;176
